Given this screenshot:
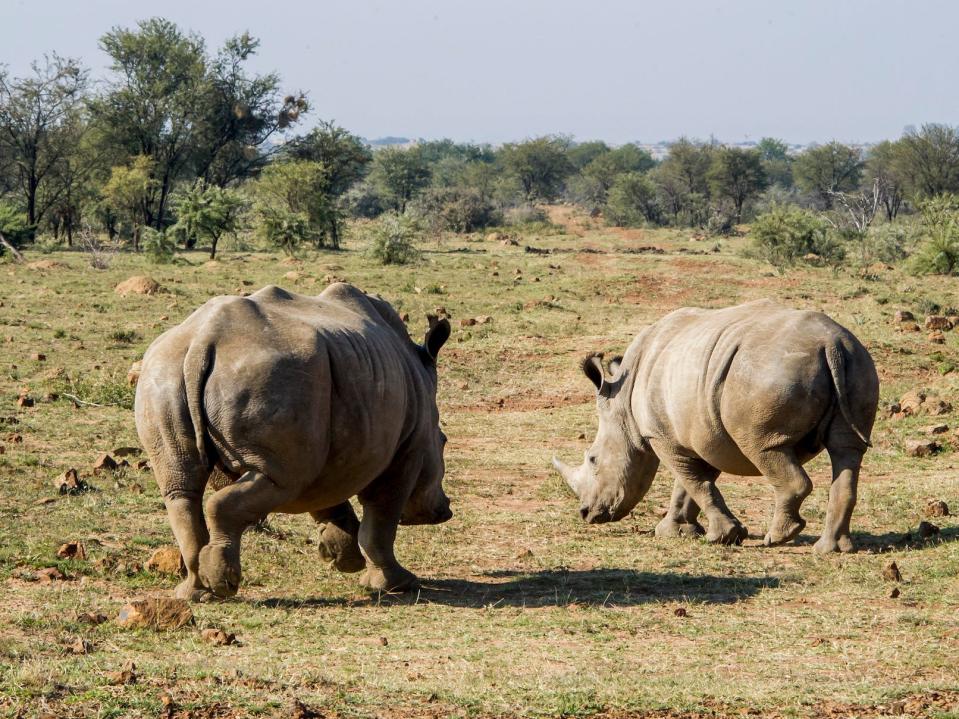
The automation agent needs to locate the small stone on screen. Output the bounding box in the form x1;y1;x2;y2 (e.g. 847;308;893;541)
889;587;901;599
77;611;108;625
924;397;953;415
145;546;185;576
67;637;93;654
399;312;410;323
31;353;46;361
105;667;136;685
922;424;949;435
674;607;688;617
379;636;389;646
54;468;87;495
882;561;902;582
925;499;950;517
17;394;34;408
475;315;493;324
894;310;915;322
201;628;236;646
116;598;193;631
57;542;86;560
900;322;921;332
127;360;142;387
135;459;151;471
92;453;118;474
917;521;940;538
8;433;22;443
111;446;142;457
925;315;952;331
928;331;946;344
459;318;476;327
905;439;940;457
37;567;66;582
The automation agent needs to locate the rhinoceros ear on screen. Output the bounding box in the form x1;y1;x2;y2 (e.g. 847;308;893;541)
425;317;451;362
581;352;607;393
608;355;623;376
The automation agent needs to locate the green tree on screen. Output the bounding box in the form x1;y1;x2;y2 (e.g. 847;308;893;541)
369;146;431;212
793;142;862;209
707;147;767;222
566;141;610;170
752;204;843;269
865;140;905;221
605;172;661;226
894;124;959;201
172;182;246;259
756;137;793;188
251;159;337;248
912;194;959;274
499;136;574;203
101;155;158;250
0;55;89;230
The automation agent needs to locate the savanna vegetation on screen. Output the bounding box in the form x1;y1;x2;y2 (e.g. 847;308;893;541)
1;16;958;719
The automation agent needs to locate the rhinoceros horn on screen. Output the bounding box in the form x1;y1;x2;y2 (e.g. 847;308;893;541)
552;456;584;497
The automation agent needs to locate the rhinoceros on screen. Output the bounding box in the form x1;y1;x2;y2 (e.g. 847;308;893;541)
553;300;879;553
135;283;452;600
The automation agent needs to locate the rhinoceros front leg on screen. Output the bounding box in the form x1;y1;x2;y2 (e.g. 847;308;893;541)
356;497;418;593
813;447;862;554
311;502;366;573
753;449;812;547
655;448;748;545
199;471;296;598
655;477;705;538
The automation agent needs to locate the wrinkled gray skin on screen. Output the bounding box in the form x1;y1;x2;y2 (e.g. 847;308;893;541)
135;283;452;600
553;300;879;554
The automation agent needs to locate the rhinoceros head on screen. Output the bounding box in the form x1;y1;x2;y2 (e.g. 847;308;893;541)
400;316;454;526
553;353;659;524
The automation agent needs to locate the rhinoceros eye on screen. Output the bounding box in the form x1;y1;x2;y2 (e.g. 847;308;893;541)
588;455;597;465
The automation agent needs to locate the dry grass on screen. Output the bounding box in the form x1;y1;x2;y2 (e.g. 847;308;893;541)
0;210;957;718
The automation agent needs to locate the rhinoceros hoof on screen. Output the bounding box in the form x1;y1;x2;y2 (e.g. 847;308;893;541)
360;565;419;593
317;524;366;573
813;534;855;554
763;516;807;547
706;522;748;545
197;545;241;598
173;578;214;603
655;517;706;539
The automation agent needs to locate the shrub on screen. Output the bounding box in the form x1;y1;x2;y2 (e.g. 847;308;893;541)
751;205;844;269
866;223;915;265
911;195;959;275
503;204;548;226
366;213;421;265
256;206;312;255
0;203;35;250
141;227;176;264
409;187;500;234
605;172;660;227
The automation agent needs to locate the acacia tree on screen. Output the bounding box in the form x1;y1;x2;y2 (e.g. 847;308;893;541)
793;142;862;209
707;147;767;222
0;55;89;229
894;124;959;200
101;155;157;250
172;182;246;259
865;140;905;221
499;136;574;203
369;146;431;212
756;137;793;188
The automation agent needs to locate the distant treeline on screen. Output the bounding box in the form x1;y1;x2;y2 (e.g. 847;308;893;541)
2;17;958;260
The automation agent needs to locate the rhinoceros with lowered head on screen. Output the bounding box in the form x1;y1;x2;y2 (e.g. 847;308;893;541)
135;283;452;600
553;299;879;553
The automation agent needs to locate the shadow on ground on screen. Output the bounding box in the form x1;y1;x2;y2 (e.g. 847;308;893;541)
255;568;779;609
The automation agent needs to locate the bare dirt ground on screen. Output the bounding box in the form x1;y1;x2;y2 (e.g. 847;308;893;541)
0;210;957;717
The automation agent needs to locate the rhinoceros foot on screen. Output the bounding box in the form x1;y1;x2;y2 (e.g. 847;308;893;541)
655;516;706;539
812;534;855;554
705;520;748;545
317;522;366;573
197;544;241;598
173;578;215;603
360;564;419;593
763;515;806;547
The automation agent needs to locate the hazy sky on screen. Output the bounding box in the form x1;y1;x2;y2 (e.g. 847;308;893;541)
2;0;956;145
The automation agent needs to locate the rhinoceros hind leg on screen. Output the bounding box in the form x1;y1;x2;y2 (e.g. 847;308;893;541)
201;470;298;597
655;478;706;538
356;498;419;593
754;449;812;547
161;488;211;601
813;447;862;554
312;502;366;573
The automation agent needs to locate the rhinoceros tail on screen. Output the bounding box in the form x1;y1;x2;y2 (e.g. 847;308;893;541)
825;343;871;447
183;341;214;470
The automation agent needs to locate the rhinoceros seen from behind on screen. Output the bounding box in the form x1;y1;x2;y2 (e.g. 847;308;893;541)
135;283;452;600
553;300;879;553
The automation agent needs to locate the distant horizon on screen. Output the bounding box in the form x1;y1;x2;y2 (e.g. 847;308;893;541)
2;0;956;146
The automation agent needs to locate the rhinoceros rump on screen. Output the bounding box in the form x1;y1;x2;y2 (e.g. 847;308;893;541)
135;283;452;600
553;300;879;553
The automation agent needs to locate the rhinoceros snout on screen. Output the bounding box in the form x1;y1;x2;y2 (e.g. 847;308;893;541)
581;505;613;524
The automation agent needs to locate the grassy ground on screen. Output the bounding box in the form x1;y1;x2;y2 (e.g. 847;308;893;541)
0;209;957;718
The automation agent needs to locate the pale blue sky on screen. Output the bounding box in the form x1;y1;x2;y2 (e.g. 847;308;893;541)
2;0;956;144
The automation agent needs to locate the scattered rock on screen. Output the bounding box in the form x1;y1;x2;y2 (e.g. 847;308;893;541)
112;446;141;458
456;380;469;390
27;260;66;271
67;637;93;655
135;459;151;471
399;312;410;323
474;315;493;325
928;331;946;344
882;561;902;582
77;611;108;625
127;360;142;386
116;598;193;631
925;499;950;517
500;237;519;246
905;439;940;457
674;607;688;617
57;542;86;560
33;497;56;506
115;276;166;296
291;699;322;719
17;394;34;408
900;322;921;332
925;315;953;331
918;521;940;538
31;353;46;361
105;665;137;685
889;587;901;599
54;468;89;495
201;628;236;646
379;636;389;646
145;546;186;576
922;424;949;435
459;318;476;327
925;396;953;415
8;433;22;443
37;567;66;582
93;453;118;474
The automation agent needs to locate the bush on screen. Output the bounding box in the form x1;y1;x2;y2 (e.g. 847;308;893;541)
866;223;916;265
605;172;660;227
503;204;548;226
141;227;176;264
366;213;421;265
751;205;844;269
344;179;387;219
911;195;959;275
0;203;35;250
256;206;312;255
409;187;500;234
